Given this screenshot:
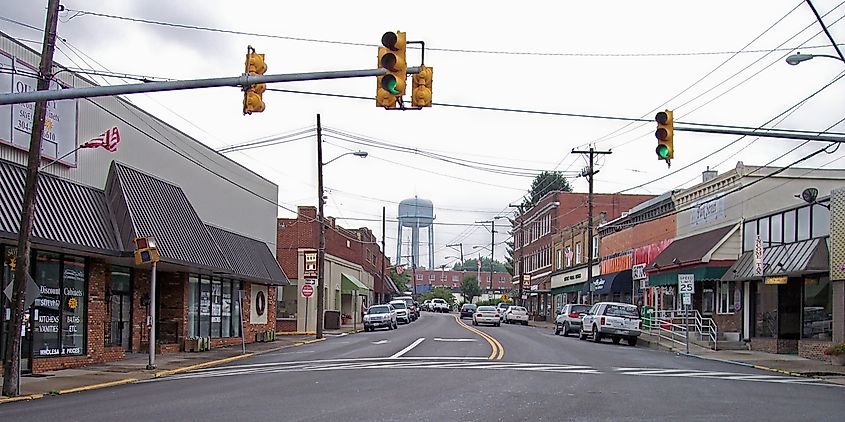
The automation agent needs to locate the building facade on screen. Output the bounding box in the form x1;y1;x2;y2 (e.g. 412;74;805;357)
276;207;396;332
0;34;285;373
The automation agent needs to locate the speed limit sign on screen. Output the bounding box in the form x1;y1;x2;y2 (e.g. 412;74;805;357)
678;274;694;294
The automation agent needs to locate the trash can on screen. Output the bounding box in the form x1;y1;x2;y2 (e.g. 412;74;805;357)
641;306;654;329
324;310;341;330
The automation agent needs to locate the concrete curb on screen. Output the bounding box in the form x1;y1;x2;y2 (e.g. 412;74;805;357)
277;331;316;336
154;353;255;378
57;378;139;395
0;393;44;405
681;352;812;379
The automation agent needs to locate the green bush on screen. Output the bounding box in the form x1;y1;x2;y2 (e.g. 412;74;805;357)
823;343;845;356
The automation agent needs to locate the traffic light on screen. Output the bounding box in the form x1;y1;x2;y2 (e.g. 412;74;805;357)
376;31;406;108
655;110;674;163
133;236;160;265
412;65;433;108
243;46;267;114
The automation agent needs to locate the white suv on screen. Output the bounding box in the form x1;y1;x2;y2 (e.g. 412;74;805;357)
431;298;449;313
579;302;641;346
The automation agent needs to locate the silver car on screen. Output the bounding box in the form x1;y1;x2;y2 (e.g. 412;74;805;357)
363;304;398;332
579;302;642;346
555;304;591;336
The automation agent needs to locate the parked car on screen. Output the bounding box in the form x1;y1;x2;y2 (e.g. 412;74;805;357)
431;298;450;313
460;303;477;319
503;306;529;325
394;296;419;319
496;302;512;321
555;304;591;336
579;302;641;346
473;305;501;327
390;300;412;324
422;300;432;312
363;304;398;332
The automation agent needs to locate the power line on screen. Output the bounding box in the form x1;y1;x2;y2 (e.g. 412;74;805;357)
60;8;845;58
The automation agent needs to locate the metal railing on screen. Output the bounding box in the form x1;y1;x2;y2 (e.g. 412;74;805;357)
642;309;719;351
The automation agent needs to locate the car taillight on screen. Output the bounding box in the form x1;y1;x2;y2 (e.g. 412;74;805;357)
476;313;482;317
600;317;606;325
568;312;579;318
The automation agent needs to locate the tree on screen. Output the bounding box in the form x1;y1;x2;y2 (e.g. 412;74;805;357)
522;171;572;208
460;275;481;303
453;257;506;272
389;267;409;294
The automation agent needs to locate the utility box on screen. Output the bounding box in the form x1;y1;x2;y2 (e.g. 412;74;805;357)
324;310;341;330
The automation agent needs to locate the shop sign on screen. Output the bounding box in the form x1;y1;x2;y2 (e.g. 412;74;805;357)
754;235;764;276
592;278;606;291
522;274;531;289
530;284;538;291
765;275;787;285
303;251;318;278
734;287;742;312
690;197;725;226
632;264;646;280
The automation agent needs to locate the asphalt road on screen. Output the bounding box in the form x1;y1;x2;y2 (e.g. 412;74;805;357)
1;312;843;421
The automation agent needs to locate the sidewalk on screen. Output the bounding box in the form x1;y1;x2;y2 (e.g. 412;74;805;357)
529;319;845;385
1;326;358;404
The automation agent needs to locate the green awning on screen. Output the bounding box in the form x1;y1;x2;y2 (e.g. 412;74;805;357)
551;282;584;295
341;273;369;293
647;266;730;287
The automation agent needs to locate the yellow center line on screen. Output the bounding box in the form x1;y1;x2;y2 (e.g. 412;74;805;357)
453;315;504;360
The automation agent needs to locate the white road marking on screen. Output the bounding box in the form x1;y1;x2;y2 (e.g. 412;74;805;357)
372;340;390;345
389;337;426;359
433;338;478;342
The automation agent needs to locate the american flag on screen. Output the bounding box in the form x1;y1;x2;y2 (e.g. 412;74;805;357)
80;127;120;152
396;265;404;275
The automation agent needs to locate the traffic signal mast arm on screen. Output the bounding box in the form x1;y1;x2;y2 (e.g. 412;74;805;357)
0;67;424;106
673;125;845;144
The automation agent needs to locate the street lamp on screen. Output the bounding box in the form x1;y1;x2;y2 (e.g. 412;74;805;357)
316;114;367;339
475;216;508;302
786;52;845;65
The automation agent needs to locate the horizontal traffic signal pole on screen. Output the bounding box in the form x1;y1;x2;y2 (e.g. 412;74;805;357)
676;125;845;144
0;67;423;105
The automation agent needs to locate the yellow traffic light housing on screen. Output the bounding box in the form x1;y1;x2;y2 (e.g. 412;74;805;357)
133;236;161;265
376;31;406;108
655;110;674;165
412;65;433;108
243;46;267;115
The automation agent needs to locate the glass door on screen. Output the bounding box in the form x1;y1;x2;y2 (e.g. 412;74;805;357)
109;269;132;351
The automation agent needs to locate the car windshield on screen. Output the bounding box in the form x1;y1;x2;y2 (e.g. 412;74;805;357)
368;306;389;314
510;307;526;312
462;304;476;310
477;306;496;312
391;302;407;309
604;304;639;318
433;299;446;303
570;305;590;314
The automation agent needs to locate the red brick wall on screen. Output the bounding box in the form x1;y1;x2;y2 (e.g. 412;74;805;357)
241;282;276;342
799;339;833;361
600;214;676;258
277;319;297;332
750;338;799;354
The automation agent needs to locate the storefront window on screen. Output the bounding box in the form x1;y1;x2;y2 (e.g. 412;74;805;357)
783;210;796;243
811;204;830;238
743;221;757;252
187;276;241;338
61;256;85;355
702;289;714;315
187;276;199;338
802;277;832;340
770;213;782;246
33;252;62;357
717;281;735;314
758;218;770;247
797;206;810;241
755;284;778;338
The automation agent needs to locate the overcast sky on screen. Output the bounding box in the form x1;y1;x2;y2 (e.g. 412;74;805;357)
4;0;845;268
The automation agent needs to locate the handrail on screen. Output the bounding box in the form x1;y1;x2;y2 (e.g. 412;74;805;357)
643;309;719;350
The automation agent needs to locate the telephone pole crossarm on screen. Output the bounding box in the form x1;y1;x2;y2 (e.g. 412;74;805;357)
571;147;612;306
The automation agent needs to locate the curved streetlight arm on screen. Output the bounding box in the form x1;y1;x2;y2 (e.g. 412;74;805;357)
786;52;845;65
323;150;368;166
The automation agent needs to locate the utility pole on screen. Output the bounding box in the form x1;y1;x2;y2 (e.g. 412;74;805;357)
490;221;495;300
446;243;464;264
571;146;611;305
381;206;386;304
2;0;61;397
316;114;325;340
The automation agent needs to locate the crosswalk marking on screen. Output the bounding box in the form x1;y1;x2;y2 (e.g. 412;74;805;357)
144;358;840;388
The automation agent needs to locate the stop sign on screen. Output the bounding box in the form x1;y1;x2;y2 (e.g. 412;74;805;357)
301;284;314;298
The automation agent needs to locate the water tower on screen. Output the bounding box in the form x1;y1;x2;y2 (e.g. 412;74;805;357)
396;197;435;269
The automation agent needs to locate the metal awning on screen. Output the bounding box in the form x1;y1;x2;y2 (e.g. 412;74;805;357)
722;238;829;282
206;225;289;286
341;272;369;293
551;282;584;295
582;270;633;295
649;225;737;270
647;265;731;287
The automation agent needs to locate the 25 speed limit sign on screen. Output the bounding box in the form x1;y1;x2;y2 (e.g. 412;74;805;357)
678;274;695;294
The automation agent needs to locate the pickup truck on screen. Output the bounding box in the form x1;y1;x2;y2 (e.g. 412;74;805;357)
579;302;641;346
431;298;449;313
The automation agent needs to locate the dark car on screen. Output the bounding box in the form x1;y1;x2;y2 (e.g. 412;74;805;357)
460;304;477;319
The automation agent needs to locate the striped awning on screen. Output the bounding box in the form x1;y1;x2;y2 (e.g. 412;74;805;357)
722;238;828;282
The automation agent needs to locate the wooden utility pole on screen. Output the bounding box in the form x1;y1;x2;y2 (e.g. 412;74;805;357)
571;146;611;305
2;0;62;397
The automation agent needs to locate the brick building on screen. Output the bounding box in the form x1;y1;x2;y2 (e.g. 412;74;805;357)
412;267;512;299
276;207;397;332
513;191;654;319
0;33;285;374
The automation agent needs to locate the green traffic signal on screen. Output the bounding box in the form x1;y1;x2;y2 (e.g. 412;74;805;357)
381;75;400;94
656;144;670;159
